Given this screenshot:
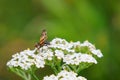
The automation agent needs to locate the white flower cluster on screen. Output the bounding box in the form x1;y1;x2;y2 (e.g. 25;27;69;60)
63;53;97;65
81;41;103;58
7;38;103;70
7;49;45;70
43;70;87;80
49;38;103;65
38;46;54;60
50;38;103;58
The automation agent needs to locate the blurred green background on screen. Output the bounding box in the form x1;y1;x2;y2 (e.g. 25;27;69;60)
0;0;120;80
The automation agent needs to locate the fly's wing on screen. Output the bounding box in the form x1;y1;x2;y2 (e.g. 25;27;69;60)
40;36;47;44
35;29;48;48
39;30;47;46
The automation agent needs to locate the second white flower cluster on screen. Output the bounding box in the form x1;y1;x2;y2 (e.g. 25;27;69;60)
43;70;87;80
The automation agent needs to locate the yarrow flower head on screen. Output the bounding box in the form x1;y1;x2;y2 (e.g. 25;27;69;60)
63;53;97;65
49;38;103;58
6;37;103;80
43;70;87;80
7;38;103;70
81;41;103;58
7;49;45;70
48;38;102;65
38;46;54;60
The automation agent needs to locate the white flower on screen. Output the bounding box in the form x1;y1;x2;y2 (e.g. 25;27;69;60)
43;70;87;80
77;76;87;80
50;38;68;45
43;75;58;80
55;50;64;59
70;41;81;48
34;55;45;68
80;54;97;64
49;38;73;51
81;41;95;49
57;70;77;80
38;46;53;60
81;40;103;58
63;53;97;65
7;49;45;70
90;49;103;58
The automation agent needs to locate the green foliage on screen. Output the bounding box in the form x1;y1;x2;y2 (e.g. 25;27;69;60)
0;0;120;80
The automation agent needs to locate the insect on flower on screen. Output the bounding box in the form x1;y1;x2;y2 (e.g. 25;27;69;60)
35;29;49;49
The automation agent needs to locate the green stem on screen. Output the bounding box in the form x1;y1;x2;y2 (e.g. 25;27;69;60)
10;68;31;80
31;72;39;80
51;65;58;75
56;60;62;72
29;67;39;80
66;65;72;71
70;65;77;72
51;56;59;75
